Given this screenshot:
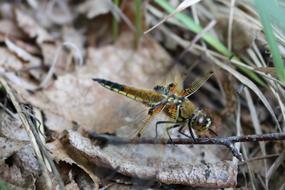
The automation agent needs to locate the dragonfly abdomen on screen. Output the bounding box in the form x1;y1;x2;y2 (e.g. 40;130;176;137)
93;78;124;92
93;78;139;100
93;78;163;106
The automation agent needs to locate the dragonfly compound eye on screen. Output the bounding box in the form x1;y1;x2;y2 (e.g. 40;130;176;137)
168;83;175;88
201;116;212;129
194;114;212;130
167;83;177;92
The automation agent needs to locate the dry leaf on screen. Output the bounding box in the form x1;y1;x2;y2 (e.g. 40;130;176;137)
47;140;100;188
0;137;28;163
0;164;35;188
0;19;26;39
20;33;172;133
78;0;113;19
63;130;238;188
0;47;24;71
15;9;53;44
0;110;30;163
13;145;40;176
216;17;255;55
0;111;29;141
65;180;80;190
0;49;37;88
0;44;42;87
4;38;41;65
0;33;40;55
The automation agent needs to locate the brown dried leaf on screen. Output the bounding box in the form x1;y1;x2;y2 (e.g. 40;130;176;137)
0;163;35;188
0;47;24;71
0;111;29;141
0;137;28;163
0;33;40;55
0;47;38;89
46;140;100;188
62;26;85;61
78;0;113;19
0;110;30;163
20;34;172;133
5;38;41;66
216;16;255;55
14;9;53;44
0;70;37;90
0;19;26;39
4;38;43;81
13;145;40;176
40;42;59;66
64;130;237;188
65;180;80;190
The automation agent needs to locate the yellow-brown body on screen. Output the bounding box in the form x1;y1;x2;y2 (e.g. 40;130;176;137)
93;72;213;139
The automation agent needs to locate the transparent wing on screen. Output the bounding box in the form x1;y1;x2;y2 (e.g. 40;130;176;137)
181;71;213;98
132;103;167;138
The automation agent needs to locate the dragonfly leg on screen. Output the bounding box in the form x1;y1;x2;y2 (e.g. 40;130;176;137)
178;125;192;139
188;120;197;142
188;126;197;142
175;104;181;121
208;128;218;136
166;124;181;143
155;121;180;138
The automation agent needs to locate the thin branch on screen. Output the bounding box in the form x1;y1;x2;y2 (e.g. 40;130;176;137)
227;0;236;52
90;132;285;161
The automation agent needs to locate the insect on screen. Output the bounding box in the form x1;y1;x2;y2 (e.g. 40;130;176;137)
93;71;215;141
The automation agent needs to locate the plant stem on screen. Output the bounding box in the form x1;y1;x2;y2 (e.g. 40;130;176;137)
135;0;142;47
91;132;285;161
112;0;120;42
153;0;265;86
255;0;285;84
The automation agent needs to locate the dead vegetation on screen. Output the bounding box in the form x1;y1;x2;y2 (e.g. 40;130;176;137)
0;0;284;189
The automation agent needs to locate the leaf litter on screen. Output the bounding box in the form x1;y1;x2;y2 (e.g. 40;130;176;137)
0;1;284;189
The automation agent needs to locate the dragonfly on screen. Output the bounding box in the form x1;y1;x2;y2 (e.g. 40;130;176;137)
93;71;215;141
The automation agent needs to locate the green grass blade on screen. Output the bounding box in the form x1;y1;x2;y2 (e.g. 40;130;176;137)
154;0;265;85
255;0;285;84
112;0;120;41
135;0;142;46
154;0;230;56
0;178;8;190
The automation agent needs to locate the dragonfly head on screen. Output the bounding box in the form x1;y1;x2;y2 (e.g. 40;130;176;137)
167;83;177;94
190;110;212;131
154;85;169;95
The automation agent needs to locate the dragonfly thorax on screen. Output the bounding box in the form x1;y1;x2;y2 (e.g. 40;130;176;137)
166;94;184;105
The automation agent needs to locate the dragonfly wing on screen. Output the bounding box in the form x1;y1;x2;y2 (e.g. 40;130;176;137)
133;103;167;138
164;104;178;120
93;78;165;106
181;71;213;98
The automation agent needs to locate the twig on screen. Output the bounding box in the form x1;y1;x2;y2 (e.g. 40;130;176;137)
227;0;236;52
239;153;279;165
178;20;216;60
90;132;285;161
